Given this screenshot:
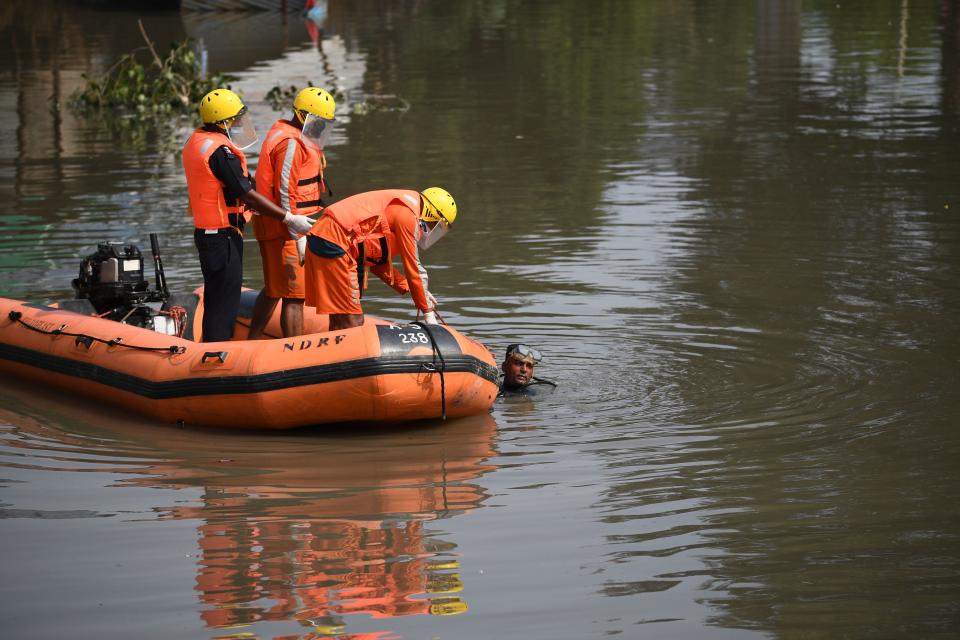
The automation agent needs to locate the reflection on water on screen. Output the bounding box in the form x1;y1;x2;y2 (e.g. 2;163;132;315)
1;380;496;637
0;1;355;300
2;0;960;639
153;423;494;632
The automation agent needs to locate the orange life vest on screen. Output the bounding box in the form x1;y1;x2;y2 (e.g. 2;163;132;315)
317;189;420;247
317;190;432;310
253;119;328;241
182;128;251;230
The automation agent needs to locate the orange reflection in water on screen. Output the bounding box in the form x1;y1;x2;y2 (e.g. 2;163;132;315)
1;381;497;637
152;416;497;635
194;518;464;633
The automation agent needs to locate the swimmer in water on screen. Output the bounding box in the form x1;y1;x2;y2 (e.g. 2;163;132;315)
498;343;557;397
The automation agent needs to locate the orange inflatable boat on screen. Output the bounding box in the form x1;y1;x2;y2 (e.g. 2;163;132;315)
0;285;499;429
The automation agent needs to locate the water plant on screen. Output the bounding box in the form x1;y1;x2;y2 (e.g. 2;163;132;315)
69;20;236;125
264;83;347;111
265;84;304;111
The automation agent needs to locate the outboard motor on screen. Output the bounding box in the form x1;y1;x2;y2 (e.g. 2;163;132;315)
72;234;178;335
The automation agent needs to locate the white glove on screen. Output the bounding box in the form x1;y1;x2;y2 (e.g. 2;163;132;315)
422;310;439;325
296;235;307;266
426;291;438;309
283;212;314;236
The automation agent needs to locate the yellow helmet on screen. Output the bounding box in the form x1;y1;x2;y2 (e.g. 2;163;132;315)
198;88;245;124
420;187;457;226
293;86;336;121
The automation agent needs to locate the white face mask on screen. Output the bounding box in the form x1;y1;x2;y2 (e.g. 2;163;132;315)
301;113;334;150
226;111;258;150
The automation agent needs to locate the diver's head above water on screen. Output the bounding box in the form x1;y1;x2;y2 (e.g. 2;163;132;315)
501;343;542;391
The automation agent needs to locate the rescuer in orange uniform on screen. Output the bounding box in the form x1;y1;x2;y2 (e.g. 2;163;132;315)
303;188;458;330
247;87;336;339
182;88;316;342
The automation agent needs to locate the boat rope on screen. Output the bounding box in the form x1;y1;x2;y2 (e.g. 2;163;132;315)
414;319;447;420
6;310;187;355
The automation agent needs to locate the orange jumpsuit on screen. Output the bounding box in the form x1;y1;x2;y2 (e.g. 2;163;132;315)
304;189;432;315
252;119;327;299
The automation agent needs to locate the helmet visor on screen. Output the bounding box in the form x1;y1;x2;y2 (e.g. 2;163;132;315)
226;111;258;150
301;113;335;150
417;219;451;251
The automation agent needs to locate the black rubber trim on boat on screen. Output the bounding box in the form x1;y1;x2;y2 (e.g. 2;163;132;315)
0;343;499;399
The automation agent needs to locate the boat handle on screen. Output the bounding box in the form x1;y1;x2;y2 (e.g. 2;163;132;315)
201;351;228;364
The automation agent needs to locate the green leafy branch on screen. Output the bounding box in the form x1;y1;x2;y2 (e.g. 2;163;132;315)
68;19;236;121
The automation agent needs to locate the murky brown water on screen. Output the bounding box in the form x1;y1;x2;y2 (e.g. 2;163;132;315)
2;1;959;638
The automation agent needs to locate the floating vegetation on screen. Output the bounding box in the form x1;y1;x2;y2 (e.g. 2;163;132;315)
264;82;344;111
350;94;411;115
265;84;303;111
265;84;407;116
68;20;236;149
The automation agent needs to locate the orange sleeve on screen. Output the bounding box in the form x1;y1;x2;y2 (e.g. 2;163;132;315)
371;261;409;295
275;138;299;213
251;141;297;240
389;203;430;311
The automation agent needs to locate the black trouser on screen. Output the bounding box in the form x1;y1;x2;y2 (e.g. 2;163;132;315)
194;228;243;342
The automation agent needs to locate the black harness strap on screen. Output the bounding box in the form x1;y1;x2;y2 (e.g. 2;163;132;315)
371;237;389;266
356;242;366;299
297;171;332;196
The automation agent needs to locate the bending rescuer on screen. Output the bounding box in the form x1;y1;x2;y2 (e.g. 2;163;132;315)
303;188;458;331
182;88;314;342
247;87;337;339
